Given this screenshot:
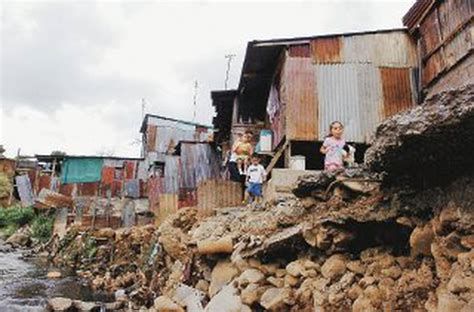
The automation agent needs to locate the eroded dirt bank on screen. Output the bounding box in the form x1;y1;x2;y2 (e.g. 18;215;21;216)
45;85;474;311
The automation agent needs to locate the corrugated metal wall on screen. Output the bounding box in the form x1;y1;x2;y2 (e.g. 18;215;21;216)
316;64;383;142
197;180;243;217
282;57;318;141
278;30;417;143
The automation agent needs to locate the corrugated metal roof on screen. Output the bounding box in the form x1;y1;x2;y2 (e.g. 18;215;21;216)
316;63;382;143
282;57;318;141
402;0;435;30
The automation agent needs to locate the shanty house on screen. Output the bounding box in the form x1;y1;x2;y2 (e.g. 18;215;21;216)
140;114;242;223
403;0;473;98
213;28;419;170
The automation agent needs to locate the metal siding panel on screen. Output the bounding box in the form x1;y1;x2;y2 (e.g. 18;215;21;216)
438;0;472;39
444;22;474;69
283;57;318;141
310;37;342;63
342;32;417;67
419;8;442;57
147;125;157;152
380;67;416;118
317;64;383;143
197;180;243;217
422;49;446;87
357;65;384;143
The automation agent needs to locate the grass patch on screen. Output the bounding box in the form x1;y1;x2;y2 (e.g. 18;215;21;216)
0;206;35;227
31;214;55;242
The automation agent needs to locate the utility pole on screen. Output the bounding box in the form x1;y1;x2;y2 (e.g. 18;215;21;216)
224;54;236;90
141;98;146;120
193;80;198;122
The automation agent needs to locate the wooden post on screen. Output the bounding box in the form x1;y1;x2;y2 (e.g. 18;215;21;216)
284;141;292;168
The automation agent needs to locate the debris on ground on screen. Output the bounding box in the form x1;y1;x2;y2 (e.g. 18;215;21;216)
44;86;474;311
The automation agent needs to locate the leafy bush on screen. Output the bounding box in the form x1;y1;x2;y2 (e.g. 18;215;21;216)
31;214;55;242
0;224;18;238
0;206;35;227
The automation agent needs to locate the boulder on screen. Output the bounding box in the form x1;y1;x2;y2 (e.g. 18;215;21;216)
286;260;305;277
205;284;242;312
6;231;30;247
260;287;291;311
237;268;265;287
347;260;365;274
47;271;62;279
410;224;434;256
209;261;238;297
153;296;184;312
447;273;474;293
321;255;346;280
72;300;97;312
267;276;284;288
48;297;73;311
240;283;260;306
437;290;466;312
352;296;376;312
197;236;233;255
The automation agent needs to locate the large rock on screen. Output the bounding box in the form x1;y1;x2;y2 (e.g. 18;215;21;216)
153;296;184;312
285;260;305;277
447;272;474;293
259;287;291;311
205;284;242;312
48;297;73;311
410;224;434;256
6;231;30;247
209;261;238;297
437;290;466;312
237;268;265;287
240;283;260;306
352;296;376;312
72;300;97;312
365;84;474;186
321;255;346;280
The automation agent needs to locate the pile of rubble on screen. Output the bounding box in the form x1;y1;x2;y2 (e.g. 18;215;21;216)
45;86;474;311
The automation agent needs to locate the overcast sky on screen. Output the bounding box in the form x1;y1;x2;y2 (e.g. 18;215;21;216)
1;0;414;158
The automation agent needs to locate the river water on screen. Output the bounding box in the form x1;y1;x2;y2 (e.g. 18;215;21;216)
0;247;108;311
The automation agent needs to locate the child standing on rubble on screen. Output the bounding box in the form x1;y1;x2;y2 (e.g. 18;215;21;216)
320;121;347;171
245;154;266;206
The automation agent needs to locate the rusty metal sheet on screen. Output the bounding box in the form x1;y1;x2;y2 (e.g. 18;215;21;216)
282;57;318;141
36;188;73;208
0;159;16;177
197;180;243;217
156;194;178;225
443;22;473;69
342;31;417;67
419;8;442;57
438;0;472;39
37;175;52;194
178;188;197;208
288;44;310;57
316;63;383;143
422;49;446;87
310;37;342;63
380;67;415;118
147;125;157;152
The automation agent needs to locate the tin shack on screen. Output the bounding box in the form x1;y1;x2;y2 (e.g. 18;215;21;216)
213;28;419;171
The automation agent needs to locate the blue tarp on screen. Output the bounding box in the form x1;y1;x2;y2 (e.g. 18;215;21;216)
61;158;104;184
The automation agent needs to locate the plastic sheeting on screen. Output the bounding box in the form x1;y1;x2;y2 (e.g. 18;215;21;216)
61;158;104;184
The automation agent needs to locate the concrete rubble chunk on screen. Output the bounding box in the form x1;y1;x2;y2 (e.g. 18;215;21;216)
285;260;305;277
173;283;205;312
72;300;98;312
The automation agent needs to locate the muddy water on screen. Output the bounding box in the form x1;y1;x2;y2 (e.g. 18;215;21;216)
0;247;109;311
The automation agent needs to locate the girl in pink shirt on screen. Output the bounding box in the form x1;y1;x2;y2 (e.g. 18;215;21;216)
320;121;346;171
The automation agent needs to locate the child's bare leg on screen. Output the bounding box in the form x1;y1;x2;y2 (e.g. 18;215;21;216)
237;159;244;175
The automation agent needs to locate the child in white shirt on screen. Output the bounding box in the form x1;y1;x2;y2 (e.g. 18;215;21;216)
245;154;266;205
